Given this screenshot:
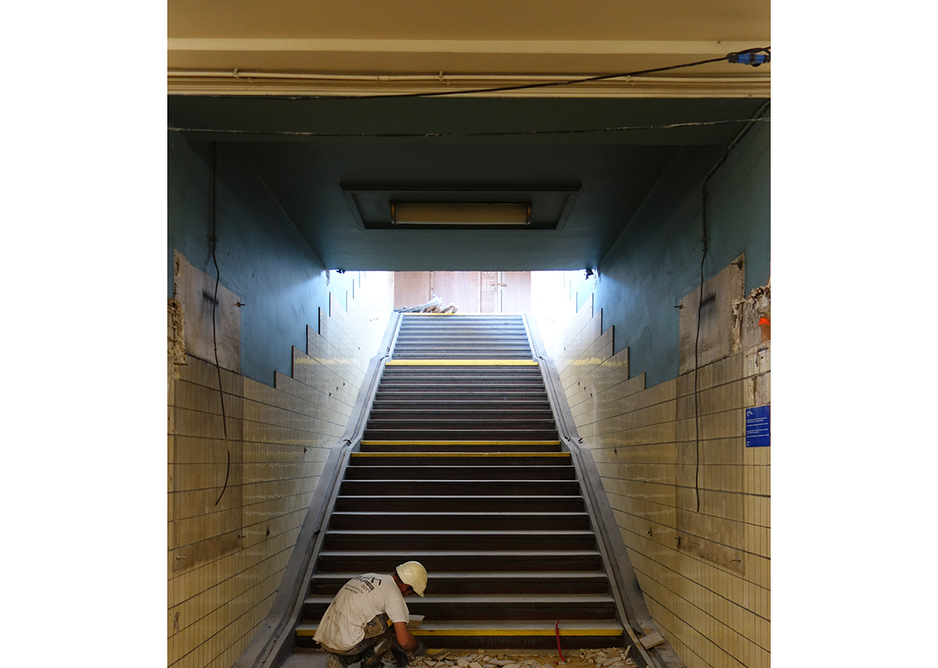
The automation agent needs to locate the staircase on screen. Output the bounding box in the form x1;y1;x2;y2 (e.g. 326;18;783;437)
295;314;625;650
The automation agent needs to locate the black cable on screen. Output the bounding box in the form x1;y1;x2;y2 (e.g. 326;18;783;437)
178;46;769;101
693;226;708;513
352;53;736;99
210;140;232;506
693;100;770;513
167;117;770;141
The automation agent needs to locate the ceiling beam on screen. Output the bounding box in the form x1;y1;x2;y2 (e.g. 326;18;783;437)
168;37;769;97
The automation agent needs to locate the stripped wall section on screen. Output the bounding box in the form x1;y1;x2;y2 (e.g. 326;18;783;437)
168;292;390;668
553;299;770;668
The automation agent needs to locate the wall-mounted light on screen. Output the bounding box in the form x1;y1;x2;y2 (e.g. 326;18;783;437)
390;202;531;226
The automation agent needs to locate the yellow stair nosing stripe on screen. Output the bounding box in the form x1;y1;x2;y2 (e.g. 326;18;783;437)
361;440;561;446
352;452;569;457
412;629;623;637
296;628;621;637
386;359;538;366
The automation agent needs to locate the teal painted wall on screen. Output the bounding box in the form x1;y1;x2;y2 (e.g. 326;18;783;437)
168;133;355;385
590;116;770;387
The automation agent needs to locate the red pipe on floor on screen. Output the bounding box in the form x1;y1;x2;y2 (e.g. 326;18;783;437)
555;622;565;663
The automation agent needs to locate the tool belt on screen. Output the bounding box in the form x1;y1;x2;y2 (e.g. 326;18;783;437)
361;613;392;640
321;614;392;657
359;614;399;667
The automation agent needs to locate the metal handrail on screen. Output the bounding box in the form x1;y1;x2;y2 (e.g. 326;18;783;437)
234;312;401;668
524;314;684;668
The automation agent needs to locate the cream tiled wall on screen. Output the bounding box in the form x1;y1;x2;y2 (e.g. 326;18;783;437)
552;297;770;668
168;292;389;668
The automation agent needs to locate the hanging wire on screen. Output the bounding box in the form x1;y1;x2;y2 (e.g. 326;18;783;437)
692;100;770;512
167;117;770;141
343;47;770;99
210;140;232;506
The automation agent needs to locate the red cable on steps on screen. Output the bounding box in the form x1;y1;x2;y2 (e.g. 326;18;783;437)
555;622;565;663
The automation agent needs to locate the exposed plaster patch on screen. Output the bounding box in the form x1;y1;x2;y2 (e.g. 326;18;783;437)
733;279;771;353
678;254;745;374
167;298;187;381
173;251;241;372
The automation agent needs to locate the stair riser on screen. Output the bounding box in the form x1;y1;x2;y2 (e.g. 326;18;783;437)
371;402;552;412
381;374;542;384
344;466;576;481
296;635;624;651
340;481;579;496
367;411;554;421
359;444;562;454
364;429;559;439
322;534;597;552
378;384;544;392
397;325;528;331
393;349;532;360
394;341;530;345
372;395;549;404
393;347;532;353
303;602;615;622
334;497;584;512
315;554;603;573
395;341;531;346
295;635;623;651
366;419;558;430
327;514;592;531
308;578;609;596
375;387;547;395
349;457;569;467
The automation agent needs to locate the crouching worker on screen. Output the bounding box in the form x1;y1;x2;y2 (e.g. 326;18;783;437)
314;561;429;668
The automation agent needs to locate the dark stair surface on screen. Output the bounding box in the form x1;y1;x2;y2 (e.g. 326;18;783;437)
296;314;625;650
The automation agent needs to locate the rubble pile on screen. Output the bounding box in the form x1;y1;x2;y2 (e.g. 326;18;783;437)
409;647;636;668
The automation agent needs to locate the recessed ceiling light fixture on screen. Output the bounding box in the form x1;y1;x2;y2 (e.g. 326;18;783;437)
390;202;531;226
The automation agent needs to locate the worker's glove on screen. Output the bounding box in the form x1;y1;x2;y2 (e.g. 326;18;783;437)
413;642;428;657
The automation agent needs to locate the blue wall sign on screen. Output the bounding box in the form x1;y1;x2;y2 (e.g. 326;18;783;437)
746;405;770;447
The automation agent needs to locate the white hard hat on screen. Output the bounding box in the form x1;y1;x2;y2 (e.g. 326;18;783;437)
396;561;428;597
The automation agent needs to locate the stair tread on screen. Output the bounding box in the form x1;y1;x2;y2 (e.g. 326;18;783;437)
311;570;606;579
332;516;589;518
319;550;601;556
350;453;569;457
336;495;583;499
305;594;614;604
296;620;624;635
325;529;595;536
344;464;573;472
342;478;576;483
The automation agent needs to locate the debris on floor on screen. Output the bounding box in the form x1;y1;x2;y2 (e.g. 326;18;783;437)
396;295;459;314
408;648;636;668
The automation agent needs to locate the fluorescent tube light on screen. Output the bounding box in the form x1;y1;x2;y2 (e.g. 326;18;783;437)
391;202;531;226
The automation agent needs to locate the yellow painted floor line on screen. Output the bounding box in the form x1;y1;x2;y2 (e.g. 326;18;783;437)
352;452;569;458
386;359;537;366
362;440;561;446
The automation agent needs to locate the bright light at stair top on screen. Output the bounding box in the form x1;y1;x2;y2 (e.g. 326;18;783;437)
390;202;531;226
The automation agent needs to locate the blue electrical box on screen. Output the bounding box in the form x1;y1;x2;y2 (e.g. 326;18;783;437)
745;405;770;447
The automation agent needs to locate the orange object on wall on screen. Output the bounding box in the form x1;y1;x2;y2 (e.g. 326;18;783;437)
758;316;771;342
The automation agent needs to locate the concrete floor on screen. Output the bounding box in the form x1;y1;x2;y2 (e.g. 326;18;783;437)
281;649;330;668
